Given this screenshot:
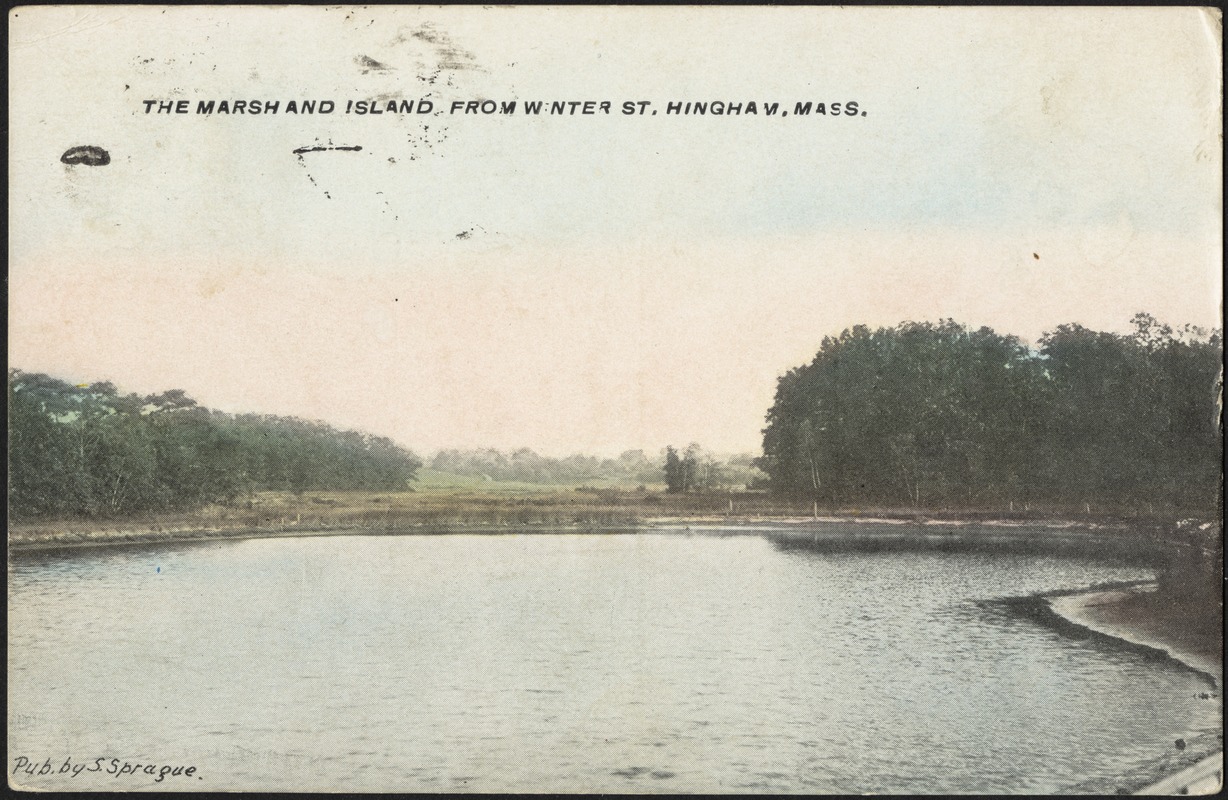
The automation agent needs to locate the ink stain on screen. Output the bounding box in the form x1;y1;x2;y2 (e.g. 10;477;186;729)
390;23;484;75
452;225;490;242
409;24;442;45
60;145;111;166
156;566;160;573
293;145;363;155
405;124;450;161
293;141;368;199
1033;253;1040;260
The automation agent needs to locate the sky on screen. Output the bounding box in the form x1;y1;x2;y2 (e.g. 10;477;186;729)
8;6;1223;457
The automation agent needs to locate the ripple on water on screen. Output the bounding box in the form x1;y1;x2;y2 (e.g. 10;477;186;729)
7;531;1217;793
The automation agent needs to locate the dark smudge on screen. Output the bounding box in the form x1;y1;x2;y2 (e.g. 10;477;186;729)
356;55;392;74
293;145;363;155
391;23;484;74
61;145;111;166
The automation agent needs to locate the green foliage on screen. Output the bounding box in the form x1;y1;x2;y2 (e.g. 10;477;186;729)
429;447;663;486
428;445;762;492
663;446;685;493
7;370;422;519
758;316;1222;512
662;443;749;492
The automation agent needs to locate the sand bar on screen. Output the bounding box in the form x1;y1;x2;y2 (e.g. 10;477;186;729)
1049;585;1222;686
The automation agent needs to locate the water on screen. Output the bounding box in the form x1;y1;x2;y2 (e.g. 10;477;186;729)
7;528;1220;792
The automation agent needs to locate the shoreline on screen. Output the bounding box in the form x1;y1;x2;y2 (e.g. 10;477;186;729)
6;520;669;553
1047;585;1222;687
6;512;1164;554
1040;583;1223;795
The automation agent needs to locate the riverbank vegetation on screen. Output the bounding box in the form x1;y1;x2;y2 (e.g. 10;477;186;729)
758;314;1222;515
7;370;422;520
8;482;1211;551
8;313;1222;529
428;447;662;486
428;446;763;491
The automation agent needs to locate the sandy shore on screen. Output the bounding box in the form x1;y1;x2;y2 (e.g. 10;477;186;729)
1049;585;1222;687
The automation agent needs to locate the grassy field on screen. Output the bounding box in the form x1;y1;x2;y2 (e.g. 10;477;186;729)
8;482;768;543
412;468;644;493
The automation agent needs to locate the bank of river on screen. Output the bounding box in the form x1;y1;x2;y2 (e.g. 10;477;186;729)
1049;586;1221;686
8;486;1197;552
2;510;1171;552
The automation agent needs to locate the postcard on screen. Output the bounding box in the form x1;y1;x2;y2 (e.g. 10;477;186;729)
8;6;1223;794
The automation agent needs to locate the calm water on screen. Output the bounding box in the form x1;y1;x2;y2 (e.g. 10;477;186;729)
8;527;1220;792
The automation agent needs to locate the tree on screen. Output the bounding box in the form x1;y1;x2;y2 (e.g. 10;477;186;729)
663;446;685;493
681;443;702;492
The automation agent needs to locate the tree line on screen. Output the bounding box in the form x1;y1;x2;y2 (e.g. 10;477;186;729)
429;448;664;486
430;446;763;490
12;311;1218;519
7;370;423;519
757;314;1222;513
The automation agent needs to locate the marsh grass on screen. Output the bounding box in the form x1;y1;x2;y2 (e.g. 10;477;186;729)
7;478;1212;550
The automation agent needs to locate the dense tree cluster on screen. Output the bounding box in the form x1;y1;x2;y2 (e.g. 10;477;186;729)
757;315;1222;512
8;370;422;519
